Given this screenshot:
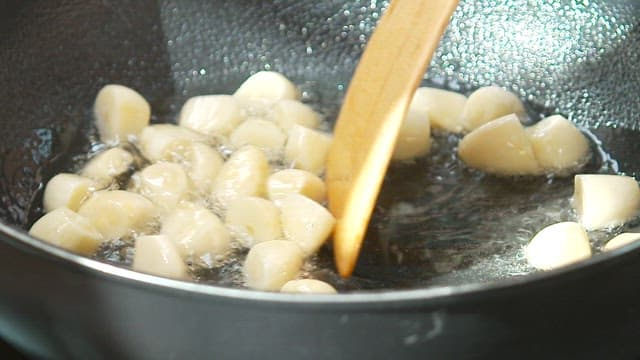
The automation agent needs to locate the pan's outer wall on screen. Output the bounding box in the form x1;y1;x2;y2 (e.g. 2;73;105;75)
2;232;640;359
3;0;640;358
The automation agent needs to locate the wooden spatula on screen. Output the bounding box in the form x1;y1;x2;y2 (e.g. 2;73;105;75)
326;0;459;277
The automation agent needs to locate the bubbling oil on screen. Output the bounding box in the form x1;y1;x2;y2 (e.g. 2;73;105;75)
64;81;637;291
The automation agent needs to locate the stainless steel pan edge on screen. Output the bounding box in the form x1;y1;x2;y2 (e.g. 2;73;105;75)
2;223;640;359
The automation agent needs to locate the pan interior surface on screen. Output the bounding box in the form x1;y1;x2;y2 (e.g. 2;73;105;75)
2;0;640;292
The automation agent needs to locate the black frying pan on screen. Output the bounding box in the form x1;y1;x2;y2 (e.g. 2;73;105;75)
2;0;640;358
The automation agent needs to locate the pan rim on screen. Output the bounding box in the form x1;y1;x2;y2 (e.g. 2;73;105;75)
2;220;636;305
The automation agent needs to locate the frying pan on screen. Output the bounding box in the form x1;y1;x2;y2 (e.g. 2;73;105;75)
2;0;640;358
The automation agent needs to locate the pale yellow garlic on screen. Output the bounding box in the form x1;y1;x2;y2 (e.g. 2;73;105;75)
460;86;525;131
133;235;188;279
573;174;640;230
458;114;541;175
229;119;287;152
78;190;158;240
280;279;337;294
138;124;206;163
178;95;243;136
525;222;591;270
272;99;320;130
165;141;223;195
284;124;332;175
526;115;589;172
161;202;230;260
392;93;431;161
278;194;335;256
211;146;270;207
266;169;326;204
43;173;96;212
604;233;640;251
413;87;467;133
94;84;151;143
29;207;103;255
225;196;282;248
130;162;191;213
243;240;304;291
234;71;300;101
81;147;134;187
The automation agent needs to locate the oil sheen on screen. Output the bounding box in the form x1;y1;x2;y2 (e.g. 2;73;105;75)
59;84;636;292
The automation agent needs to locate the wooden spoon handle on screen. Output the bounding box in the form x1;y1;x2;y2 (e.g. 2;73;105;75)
326;0;459;277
